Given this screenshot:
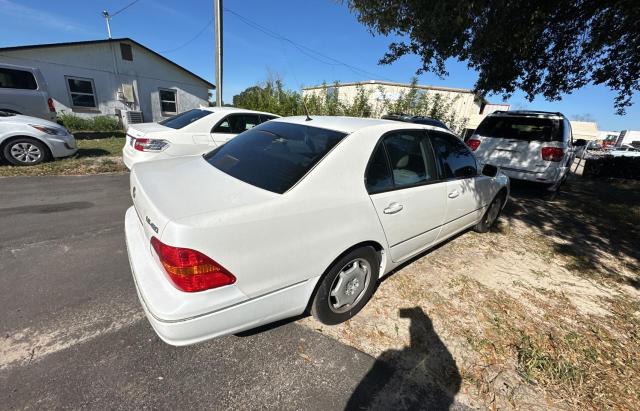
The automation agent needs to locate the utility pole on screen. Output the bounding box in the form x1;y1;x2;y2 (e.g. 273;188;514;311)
213;0;223;107
102;11;112;39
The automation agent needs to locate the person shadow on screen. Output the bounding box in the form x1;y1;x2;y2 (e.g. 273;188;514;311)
345;307;462;411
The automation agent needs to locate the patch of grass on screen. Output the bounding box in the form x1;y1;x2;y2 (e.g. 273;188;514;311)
58;112;121;132
0;137;127;177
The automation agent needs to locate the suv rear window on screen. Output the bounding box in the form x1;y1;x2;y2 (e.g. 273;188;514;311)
0;68;37;90
204;121;347;194
476;116;563;142
159;109;211;129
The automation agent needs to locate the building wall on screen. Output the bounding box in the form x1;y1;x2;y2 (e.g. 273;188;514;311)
570;121;599;141
0;40;210;123
302;81;486;132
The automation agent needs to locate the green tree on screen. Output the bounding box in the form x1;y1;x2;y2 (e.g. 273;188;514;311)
346;0;640;114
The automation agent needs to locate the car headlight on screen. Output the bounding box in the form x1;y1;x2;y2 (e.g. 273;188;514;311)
29;124;67;135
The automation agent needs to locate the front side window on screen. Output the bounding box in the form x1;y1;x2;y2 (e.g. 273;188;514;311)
204;121;347;194
159;89;177;115
66;76;97;108
429;131;478;179
158;109;212;129
213;114;261;134
0;68;37;90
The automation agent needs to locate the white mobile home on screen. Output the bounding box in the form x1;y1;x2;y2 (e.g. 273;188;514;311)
0;38;214;125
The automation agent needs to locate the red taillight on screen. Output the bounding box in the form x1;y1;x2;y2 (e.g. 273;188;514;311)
134;138;149;152
467;138;481;151
541;147;564;162
47;97;56;112
150;237;236;292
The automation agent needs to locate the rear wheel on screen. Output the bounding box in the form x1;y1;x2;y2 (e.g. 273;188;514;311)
474;192;506;233
310;246;379;325
3;138;49;166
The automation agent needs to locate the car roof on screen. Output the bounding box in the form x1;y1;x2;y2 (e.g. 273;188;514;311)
199;106;279;116
271;115;451;134
487;110;565;120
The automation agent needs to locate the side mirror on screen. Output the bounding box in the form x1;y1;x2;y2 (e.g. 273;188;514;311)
481;164;498;177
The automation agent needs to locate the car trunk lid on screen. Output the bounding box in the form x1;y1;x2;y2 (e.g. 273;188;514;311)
130;156;278;241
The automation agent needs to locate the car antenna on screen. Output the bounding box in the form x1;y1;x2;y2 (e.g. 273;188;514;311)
302;98;313;122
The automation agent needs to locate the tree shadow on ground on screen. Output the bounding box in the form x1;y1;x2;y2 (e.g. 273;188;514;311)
502;177;640;289
346;307;461;411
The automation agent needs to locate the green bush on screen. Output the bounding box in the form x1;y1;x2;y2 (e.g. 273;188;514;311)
231;75;468;133
59;113;121;132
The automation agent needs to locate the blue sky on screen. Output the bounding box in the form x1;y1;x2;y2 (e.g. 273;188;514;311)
1;0;637;131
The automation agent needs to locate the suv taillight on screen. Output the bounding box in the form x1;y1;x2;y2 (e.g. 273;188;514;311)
541;147;564;162
133;138;169;152
151;237;236;292
467;139;481;151
47;98;56;112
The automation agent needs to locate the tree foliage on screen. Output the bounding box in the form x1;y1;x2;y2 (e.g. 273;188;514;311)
232;76;468;132
346;0;640;114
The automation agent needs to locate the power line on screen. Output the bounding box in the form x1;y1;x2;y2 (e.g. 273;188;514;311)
224;7;393;82
111;0;141;17
159;18;214;53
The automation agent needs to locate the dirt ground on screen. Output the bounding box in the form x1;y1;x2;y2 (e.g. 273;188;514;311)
300;176;640;410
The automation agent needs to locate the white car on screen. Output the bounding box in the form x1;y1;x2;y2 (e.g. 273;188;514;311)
122;107;279;169
0;111;76;165
608;145;640;157
0;63;57;122
124;116;509;346
467;110;574;190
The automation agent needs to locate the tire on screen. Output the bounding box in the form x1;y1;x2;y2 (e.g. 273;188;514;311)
474;191;506;233
3;138;49;166
310;246;380;325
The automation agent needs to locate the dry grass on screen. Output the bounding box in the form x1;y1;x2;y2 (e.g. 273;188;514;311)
0;137;127;177
300;178;640;409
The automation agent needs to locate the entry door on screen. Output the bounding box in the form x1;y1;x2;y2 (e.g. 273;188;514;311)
211;113;260;146
366;130;447;262
428;131;487;238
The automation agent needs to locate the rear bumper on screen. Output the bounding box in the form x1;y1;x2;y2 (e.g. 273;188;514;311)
122;145;168;170
124;206;316;346
493;165;567;185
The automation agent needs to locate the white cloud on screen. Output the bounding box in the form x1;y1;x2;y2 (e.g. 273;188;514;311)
0;0;90;33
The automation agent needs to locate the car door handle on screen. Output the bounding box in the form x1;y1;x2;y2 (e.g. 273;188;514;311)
448;190;460;199
383;202;403;214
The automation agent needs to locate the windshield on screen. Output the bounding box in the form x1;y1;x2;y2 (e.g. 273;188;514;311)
159;109;212;129
204;121;347;194
476;116;563;142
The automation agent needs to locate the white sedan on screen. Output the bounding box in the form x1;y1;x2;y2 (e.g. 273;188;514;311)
122;107;279;169
125;116;509;346
0;111;76;165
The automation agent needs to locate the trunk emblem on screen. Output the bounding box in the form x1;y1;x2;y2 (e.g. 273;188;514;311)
145;216;159;233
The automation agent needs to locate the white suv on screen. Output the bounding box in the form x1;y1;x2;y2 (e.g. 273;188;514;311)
467;111;574;190
0;63;57;122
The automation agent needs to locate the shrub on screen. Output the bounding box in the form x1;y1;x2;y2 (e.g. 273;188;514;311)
583;156;640;180
59;113;121;132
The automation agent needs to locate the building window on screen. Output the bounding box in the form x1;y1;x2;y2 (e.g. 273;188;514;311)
120;43;133;61
159;89;177;115
66;76;97;108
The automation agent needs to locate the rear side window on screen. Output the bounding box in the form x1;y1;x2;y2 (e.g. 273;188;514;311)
204;121;347;194
365;130;438;193
0;68;37;90
213;114;261;134
476;116;563;142
159;109;212;129
429;131;478;179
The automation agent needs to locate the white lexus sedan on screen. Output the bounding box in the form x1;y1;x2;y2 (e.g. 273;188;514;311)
125;116;509;346
122;107;279;169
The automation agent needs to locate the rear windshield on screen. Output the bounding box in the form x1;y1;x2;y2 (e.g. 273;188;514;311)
476;116;562;142
159;109;212;129
204;121;347;194
0;68;37;90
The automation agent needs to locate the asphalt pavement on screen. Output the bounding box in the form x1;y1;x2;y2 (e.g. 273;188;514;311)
0;174;389;410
